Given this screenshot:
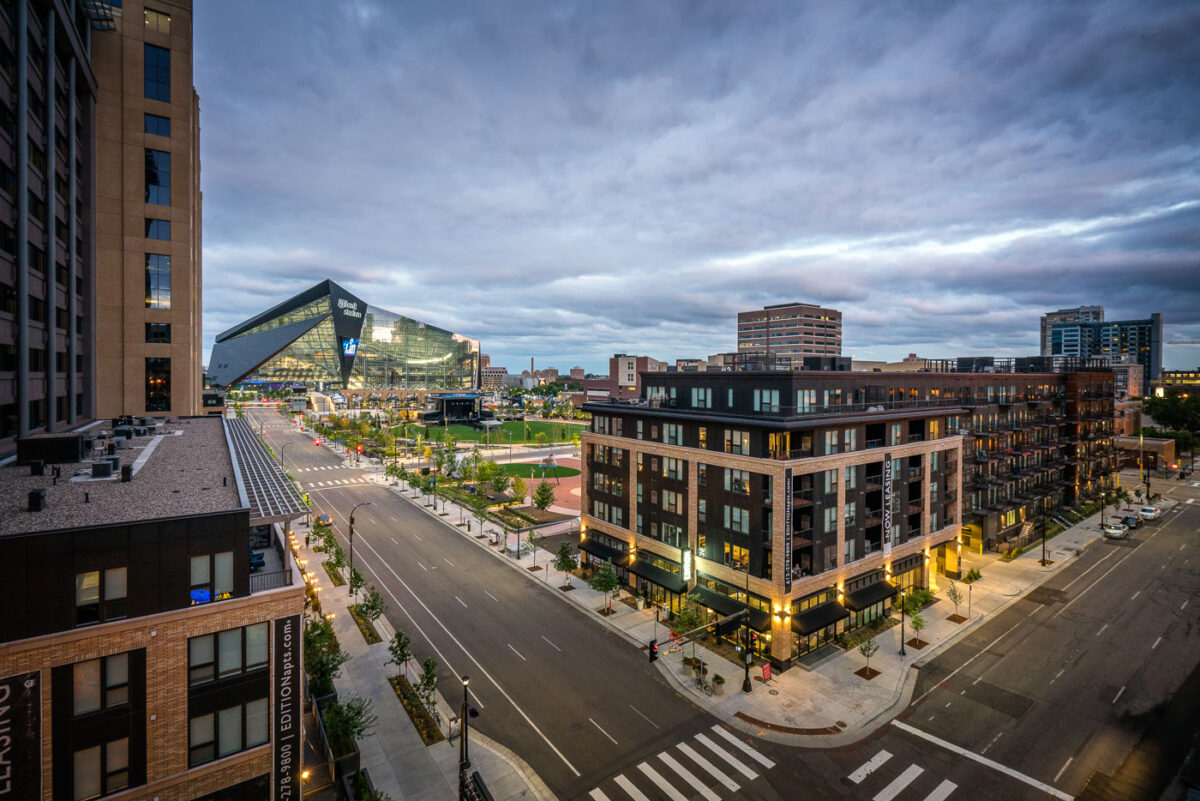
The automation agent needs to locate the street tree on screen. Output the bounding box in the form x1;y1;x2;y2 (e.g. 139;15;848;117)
511;476;528;504
858;638;880;674
554;541;576;587
589;559;621;614
418;657;439;712
946;581;964;620
672;597;710;662
490;469;511;498
358;586;386;623
526;529;546;572
909;613;926;646
388;630;413;681
532;480;556;511
349;568;366;598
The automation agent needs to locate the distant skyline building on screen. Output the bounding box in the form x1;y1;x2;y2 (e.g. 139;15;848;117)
1046;311;1163;384
1040;305;1105;355
737;302;842;360
610;353;666;400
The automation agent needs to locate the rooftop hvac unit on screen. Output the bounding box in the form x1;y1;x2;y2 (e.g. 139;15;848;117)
91;461;113;478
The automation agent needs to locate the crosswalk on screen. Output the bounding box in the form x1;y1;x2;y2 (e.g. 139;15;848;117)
847;749;957;800
588;725;774;801
295;466;345;472
305;478;371;489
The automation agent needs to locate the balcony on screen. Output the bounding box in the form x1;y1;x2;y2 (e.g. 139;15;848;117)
791;488;815;507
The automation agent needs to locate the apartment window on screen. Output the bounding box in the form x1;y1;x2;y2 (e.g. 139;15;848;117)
663;423;683;446
636;514;643;535
823;468;838;494
29;295;46;322
145;8;171;33
890;423;902;445
753;389;780;413
146;357;171;412
73;653;129;715
697;463;707;486
144;149;170;205
636;483;643;503
660;522;683;547
145;253;171;308
74;738;129;800
844;538;856;564
824;506;837;533
190;551;233;605
845;429;857;451
724;429;749;455
727;388;734;408
929;420;941;439
188;623;269;685
145;322;171;343
143;113;170;137
75;568;127;626
798;389;816;413
930;451;941;471
931;511;939;531
824;431;838;455
824;388;843;407
691;387;712;409
663;457;684;480
724;468;750;495
144;44;170;102
723;543;749;571
189;699;269;767
611;507;624;528
723;505;749;534
636;420;643;440
844;503;857;526
662;490;682;514
845;465;857;489
698;499;707;523
636;452;643;472
698;427;707;448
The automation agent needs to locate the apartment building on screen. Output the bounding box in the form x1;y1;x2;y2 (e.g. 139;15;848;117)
581;369;1114;670
0;415;306;801
609;353;665;400
1040;305;1104;355
1047;312;1163;385
93;0;203;418
737;302;842;359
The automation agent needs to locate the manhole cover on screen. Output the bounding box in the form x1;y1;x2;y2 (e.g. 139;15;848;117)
769;689;779;695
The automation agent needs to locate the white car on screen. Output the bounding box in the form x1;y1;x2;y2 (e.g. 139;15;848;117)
1102;523;1128;539
1139;506;1161;520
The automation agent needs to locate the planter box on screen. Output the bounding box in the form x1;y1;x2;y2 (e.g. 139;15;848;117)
333;746;361;781
712;680;725;695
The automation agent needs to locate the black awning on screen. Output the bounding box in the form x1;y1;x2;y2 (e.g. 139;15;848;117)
689;586;742;617
747;608;772;633
578;538;627;565
844;580;897;611
627;559;686;593
792;601;851;635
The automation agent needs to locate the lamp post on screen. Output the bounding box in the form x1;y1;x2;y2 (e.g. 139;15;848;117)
742;567;753;694
898;587;908;657
459;676;471;773
1100;491;1106;528
280;442;293;473
348;502;373;597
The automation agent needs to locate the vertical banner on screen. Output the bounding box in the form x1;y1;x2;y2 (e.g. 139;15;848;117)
274;614;302;801
882;453;893;557
783;468;793;592
0;671;40;801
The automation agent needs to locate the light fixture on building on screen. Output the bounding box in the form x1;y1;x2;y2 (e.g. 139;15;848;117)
682;549;692;581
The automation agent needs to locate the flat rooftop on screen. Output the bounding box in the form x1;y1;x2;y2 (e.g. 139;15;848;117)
0;416;246;536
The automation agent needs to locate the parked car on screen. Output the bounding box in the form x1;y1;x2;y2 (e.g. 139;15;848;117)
1102;523;1128;539
1122;515;1142;530
1139;506;1161;520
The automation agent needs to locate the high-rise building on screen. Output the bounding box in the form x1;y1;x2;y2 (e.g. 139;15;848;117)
1040;305;1104;355
609;353;665;400
0;1;106;456
737;302;842;360
1047;312;1163;384
93;0;203;419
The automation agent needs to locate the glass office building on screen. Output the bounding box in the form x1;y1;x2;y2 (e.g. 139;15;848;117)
207;280;479;391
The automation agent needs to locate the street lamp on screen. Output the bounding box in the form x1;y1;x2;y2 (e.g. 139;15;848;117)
280;442;294;473
459;674;479;796
898;587;908;657
348;502;373;597
742;567;753;694
1100;491;1106;528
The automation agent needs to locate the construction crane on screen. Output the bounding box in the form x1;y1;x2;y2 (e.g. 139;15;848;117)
1166;340;1200;344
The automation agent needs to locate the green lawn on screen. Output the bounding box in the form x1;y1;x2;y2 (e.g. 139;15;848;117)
397;420;585;444
499;463;580;478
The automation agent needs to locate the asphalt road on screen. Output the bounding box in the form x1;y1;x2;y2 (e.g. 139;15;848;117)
254;409;1200;800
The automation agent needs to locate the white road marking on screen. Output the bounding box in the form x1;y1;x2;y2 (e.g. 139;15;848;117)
849;750;893;783
658;752;719;801
1096;623;1109;636
413;534;422;542
1181;543;1188;552
874;764;923;801
508;643;527;661
1182;600;1189;611
628;704;658;729
917;605;1041;704
390;537;398;544
444;558;455;567
589;717;617;745
694;733;758;780
588;790;610;801
390;516;397;522
1056;542;1150;618
417;562;427;571
1152;636;1163;650
484;590;499;602
897;720;1074;798
711;725;775;767
1130;590;1140;601
454;595;468;608
613;775;650;801
925;779;957;801
1054;757;1073;783
1113;686;1125;704
676;742;740;792
637;763;687;801
542;635;562;652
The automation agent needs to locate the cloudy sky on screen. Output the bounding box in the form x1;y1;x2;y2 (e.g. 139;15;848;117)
194;0;1200;374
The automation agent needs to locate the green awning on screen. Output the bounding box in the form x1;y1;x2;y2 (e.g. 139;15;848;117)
792;601;851;635
578;538;628;565
627;558;686;593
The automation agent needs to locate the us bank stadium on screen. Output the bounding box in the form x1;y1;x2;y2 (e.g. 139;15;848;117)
207;280;479;391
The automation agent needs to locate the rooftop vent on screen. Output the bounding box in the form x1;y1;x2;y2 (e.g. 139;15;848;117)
28;489;46;512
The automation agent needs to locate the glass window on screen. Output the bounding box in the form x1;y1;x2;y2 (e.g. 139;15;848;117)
189;713;215;767
246;698;269;748
217;706;242;757
144;44;170;102
73;745;101;801
145;8;171;33
145;218;170;240
144;148;170;205
143;113;170;137
73;659;101;715
214;552;233;597
145;253;171;308
75;571;100;626
824;431;838;455
189;635;215;684
217;629;242;678
145;322;172;343
244;622;268;668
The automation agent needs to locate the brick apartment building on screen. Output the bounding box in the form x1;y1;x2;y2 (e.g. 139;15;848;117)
581;369;1114;671
0;415;306;801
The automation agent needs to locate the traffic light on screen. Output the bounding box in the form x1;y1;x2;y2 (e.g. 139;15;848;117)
356;444;363;454
648;639;658;663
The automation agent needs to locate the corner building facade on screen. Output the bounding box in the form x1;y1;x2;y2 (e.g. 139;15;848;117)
581;370;1115;671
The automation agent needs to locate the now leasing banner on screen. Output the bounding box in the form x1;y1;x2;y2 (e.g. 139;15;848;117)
883;454;894;557
274;615;302;801
0;671;40;801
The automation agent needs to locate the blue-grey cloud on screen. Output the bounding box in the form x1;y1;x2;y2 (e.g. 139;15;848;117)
195;0;1200;374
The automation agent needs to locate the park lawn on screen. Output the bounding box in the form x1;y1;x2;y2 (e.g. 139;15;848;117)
402;420;586;444
499;463;580;478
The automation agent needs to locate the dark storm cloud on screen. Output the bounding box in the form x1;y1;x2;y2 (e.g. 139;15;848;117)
195;0;1200;372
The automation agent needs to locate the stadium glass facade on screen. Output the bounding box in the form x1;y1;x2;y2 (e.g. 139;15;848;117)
207;280;478;391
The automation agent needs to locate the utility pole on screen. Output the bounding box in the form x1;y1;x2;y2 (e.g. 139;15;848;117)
898;588;907;657
348;502;372;597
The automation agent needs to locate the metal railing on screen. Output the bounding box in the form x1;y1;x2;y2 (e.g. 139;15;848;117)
250;569;292;593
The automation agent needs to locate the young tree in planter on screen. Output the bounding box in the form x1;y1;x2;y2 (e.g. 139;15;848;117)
909;613;927;646
323;694;379;758
554;541;577;587
490;470;511;499
945;581;964;621
589;559;621;614
526;529;546;572
510;476;528;505
349;568;366;598
533;480;556;511
359;585;387;624
672;597;710;662
388;630;413;682
327;542;347;571
417;657;439;713
858;638;880;675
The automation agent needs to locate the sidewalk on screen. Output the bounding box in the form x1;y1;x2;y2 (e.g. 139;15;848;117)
294;520;554;801
354;467;1177;753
